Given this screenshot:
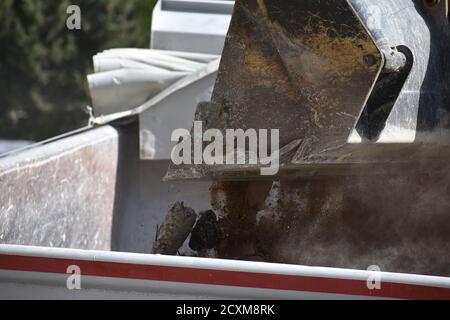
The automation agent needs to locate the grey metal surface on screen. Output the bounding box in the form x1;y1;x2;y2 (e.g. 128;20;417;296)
0;140;31;155
0;124;211;253
111;125;211;253
162;0;234;14
151;0;234;54
350;0;450;143
0;126;119;250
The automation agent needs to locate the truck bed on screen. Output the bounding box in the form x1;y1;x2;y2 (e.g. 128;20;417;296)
1;123;450;299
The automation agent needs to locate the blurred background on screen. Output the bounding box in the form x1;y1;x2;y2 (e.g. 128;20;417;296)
0;0;157;147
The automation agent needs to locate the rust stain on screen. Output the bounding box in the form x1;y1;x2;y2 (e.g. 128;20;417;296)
242;43;298;101
255;0;377;81
236;0;380;137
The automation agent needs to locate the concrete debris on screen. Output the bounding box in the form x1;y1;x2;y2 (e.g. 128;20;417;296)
152;202;197;255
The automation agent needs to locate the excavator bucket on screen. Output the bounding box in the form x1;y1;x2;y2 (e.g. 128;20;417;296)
166;0;450;180
208;0;382;149
162;0;450;276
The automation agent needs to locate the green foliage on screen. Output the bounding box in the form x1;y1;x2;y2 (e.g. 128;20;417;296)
0;0;157;141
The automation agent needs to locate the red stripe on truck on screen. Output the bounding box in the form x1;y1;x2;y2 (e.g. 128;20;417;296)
0;254;449;299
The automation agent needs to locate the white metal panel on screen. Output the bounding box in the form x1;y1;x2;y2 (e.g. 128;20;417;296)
151;0;234;54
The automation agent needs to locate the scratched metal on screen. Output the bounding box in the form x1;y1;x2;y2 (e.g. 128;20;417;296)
0;127;122;250
0;124;212;253
208;0;381;148
166;0;383;180
166;0;450;181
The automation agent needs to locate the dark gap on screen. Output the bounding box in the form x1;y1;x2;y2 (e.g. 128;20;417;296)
448;0;450;24
355;46;414;141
